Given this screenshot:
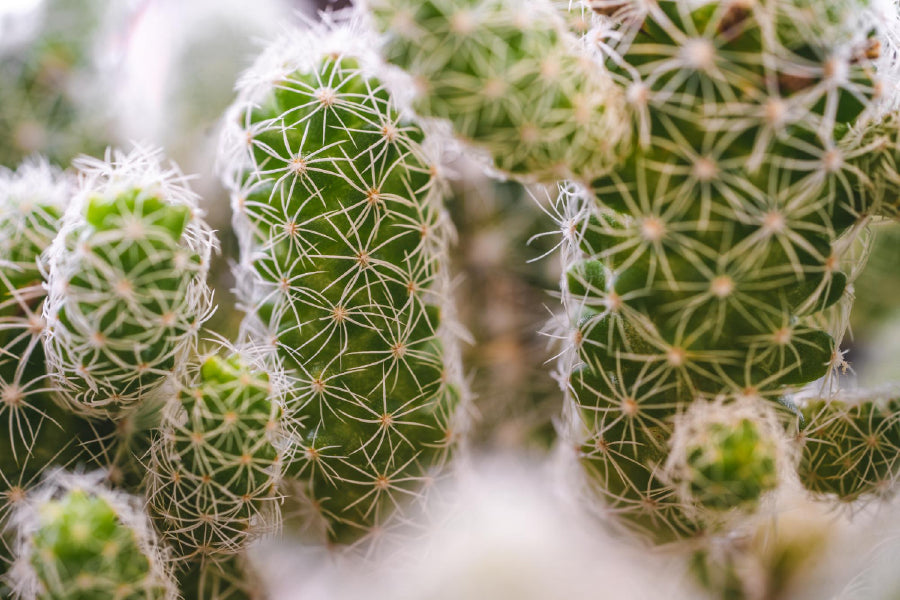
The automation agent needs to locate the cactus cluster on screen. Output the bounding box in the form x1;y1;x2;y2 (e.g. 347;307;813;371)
0;5;469;598
5;0;900;598
365;0;900;590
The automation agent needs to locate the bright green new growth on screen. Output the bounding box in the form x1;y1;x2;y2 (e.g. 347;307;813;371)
43;147;215;418
148;352;293;563
222;19;463;544
667;402;780;512
557;0;887;542
798;395;900;501
11;471;175;600
367;0;628;183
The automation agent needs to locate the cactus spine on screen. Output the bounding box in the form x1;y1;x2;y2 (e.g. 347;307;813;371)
221;17;465;544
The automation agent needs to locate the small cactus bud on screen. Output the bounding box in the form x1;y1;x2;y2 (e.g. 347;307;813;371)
9;470;177;600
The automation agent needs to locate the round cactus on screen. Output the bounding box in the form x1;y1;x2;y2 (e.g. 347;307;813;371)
147;350;297;563
221;16;466;544
366;0;629;183
43;146;216;418
8;470;176;600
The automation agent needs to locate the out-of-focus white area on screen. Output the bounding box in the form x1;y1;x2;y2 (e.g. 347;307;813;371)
255;454;699;600
114;0;300;207
0;0;42;50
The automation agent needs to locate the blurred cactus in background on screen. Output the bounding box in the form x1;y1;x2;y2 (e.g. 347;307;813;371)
0;0;121;168
4;0;900;599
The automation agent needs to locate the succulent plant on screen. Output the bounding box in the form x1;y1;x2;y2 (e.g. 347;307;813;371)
220;17;467;544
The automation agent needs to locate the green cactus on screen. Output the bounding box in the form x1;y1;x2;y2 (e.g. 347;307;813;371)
221;19;465;544
552;0;888;542
177;555;261;600
9;471;176;600
367;0;628;183
43;147;216;418
147;351;295;563
798;394;900;501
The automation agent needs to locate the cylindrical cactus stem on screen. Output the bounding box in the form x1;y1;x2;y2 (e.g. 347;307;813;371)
797;393;900;502
665;399;782;513
366;0;629;183
146;349;297;564
8;470;177;600
221;16;467;544
43;146;217;418
559;0;893;542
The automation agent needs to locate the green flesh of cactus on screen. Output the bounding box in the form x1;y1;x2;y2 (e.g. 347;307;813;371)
682;418;778;511
228;46;458;543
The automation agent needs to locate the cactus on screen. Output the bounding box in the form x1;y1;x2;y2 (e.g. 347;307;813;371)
221;16;466;544
43;146;216;418
549;0;891;542
666;400;781;512
147;350;296;563
366;0;629;183
176;555;260;600
0;159;98;584
8;470;176;600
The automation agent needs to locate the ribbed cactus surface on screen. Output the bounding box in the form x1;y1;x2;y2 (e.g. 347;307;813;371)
222;20;464;544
